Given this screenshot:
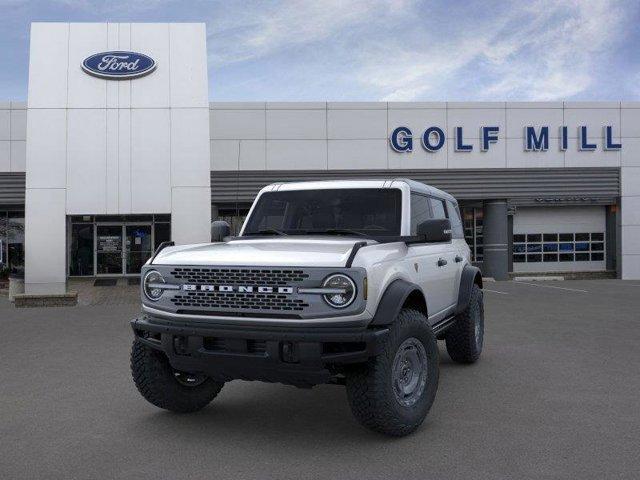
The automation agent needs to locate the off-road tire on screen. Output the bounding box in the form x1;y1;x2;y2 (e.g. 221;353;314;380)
445;284;484;363
345;309;439;436
131;340;224;413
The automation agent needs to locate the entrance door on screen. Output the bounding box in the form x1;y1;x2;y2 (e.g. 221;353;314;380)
96;225;124;275
125;225;153;274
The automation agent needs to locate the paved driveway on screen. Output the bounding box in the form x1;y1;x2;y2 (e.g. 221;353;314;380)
1;280;639;480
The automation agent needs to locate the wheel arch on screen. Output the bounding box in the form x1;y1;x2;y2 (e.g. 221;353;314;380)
455;265;483;315
370;279;428;326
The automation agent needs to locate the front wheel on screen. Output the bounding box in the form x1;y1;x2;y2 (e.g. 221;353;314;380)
131;340;224;413
345;309;439;436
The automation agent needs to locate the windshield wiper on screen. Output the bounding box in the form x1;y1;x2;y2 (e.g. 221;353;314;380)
245;229;288;236
308;229;370;237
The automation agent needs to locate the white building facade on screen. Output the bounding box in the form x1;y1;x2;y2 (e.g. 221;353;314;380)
0;22;639;294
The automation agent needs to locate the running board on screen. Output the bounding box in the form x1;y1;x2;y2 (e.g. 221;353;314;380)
432;316;457;336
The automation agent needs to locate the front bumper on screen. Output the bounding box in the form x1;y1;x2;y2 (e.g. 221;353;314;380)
131;315;389;387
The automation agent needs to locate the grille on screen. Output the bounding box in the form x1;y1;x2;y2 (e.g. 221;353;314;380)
170;267;309;286
170;291;309;311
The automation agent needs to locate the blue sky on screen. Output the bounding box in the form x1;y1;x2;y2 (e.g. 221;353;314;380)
1;0;639;101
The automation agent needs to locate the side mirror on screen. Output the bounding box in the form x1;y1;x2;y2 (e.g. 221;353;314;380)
211;220;231;242
416;218;452;243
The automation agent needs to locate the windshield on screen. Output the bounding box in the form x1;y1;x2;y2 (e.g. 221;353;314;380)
242;188;402;237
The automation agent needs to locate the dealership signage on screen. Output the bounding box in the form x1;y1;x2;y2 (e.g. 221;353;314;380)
82;51;156;79
390;126;622;152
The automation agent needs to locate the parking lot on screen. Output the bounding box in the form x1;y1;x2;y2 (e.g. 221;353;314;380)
1;279;639;480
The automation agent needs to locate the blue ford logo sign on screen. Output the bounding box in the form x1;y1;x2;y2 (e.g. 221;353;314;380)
82;51;156;80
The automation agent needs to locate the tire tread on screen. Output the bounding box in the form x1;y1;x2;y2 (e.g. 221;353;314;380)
445;284;484;363
131;340;224;413
346;309;439;436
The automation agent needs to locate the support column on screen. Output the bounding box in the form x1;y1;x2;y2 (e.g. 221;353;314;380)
24;188;67;294
606;204;617;273
482;200;509;281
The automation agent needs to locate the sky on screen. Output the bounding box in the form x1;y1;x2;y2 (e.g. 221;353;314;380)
0;0;639;102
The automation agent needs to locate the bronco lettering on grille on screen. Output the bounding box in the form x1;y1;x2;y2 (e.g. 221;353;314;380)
182;285;294;294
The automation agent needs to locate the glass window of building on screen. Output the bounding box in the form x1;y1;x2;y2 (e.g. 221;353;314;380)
217;206;250;236
462;207;484;262
68;214;172;277
7;212;25;274
0;212;7;277
512;232;605;264
69;223;94;276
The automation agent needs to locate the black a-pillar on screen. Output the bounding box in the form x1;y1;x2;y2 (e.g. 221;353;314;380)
482;200;509;280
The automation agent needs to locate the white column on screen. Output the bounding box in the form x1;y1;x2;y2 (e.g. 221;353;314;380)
620;166;640;279
621;104;640;279
25;189;66;294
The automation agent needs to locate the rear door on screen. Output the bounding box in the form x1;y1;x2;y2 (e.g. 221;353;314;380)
428;197;459;314
445;199;467;302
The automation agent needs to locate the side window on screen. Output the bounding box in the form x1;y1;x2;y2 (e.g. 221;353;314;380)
410;193;431;235
429;198;447;219
446;200;464;239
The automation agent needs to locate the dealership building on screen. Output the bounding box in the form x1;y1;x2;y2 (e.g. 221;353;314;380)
1;22;640;296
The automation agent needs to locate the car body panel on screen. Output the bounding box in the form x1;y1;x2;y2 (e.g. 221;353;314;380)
144;179;472;328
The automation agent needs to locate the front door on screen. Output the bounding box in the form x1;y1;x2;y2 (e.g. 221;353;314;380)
125;225;153;274
96;225;124;275
95;224;153;276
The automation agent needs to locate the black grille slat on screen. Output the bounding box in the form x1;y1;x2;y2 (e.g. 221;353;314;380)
170;267;309;285
171;291;309;311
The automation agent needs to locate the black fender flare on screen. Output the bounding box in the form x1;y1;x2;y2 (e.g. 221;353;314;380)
370;279;426;326
455;265;483;315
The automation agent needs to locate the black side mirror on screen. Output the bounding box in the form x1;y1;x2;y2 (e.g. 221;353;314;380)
416;218;452;243
211;220;231;242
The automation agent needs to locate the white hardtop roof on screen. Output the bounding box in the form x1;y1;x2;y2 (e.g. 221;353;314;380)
263;179;456;203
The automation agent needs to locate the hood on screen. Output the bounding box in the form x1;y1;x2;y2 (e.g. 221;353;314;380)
152;237;370;267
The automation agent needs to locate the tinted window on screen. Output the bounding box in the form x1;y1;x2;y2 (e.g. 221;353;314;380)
243;188;402;236
445;200;464;239
430;198;447;219
410;194;431;235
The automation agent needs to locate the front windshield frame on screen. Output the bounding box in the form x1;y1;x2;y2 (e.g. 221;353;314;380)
241;188;403;238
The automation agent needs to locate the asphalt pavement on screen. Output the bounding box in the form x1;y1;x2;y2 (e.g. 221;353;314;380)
1;279;639;479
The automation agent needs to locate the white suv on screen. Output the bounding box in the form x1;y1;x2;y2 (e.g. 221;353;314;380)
130;179;484;436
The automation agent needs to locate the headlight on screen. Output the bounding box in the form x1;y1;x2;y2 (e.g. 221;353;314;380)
143;270;165;301
322;274;356;308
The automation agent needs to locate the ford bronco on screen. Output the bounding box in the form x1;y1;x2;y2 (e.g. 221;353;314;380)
130;179;484;436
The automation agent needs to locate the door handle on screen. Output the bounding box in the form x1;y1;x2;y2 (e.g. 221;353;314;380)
455;255;463;263
437;258;448;267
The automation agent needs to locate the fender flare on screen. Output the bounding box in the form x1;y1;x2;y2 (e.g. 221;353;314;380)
370;279;426;326
455;265;483;315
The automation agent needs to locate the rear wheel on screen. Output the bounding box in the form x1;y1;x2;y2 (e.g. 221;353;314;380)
131;340;224;413
445;283;484;363
345;309;439;436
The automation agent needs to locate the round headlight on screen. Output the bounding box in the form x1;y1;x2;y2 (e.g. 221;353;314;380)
143;270;165;301
322;274;356;308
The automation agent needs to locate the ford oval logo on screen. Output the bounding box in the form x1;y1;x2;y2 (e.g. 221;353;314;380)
82;51;156;80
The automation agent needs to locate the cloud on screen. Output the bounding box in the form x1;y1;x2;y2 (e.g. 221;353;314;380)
0;0;636;101
357;0;629;101
206;0;633;101
207;0;413;66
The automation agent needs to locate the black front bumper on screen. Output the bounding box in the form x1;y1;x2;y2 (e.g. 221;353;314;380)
131;315;389;387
